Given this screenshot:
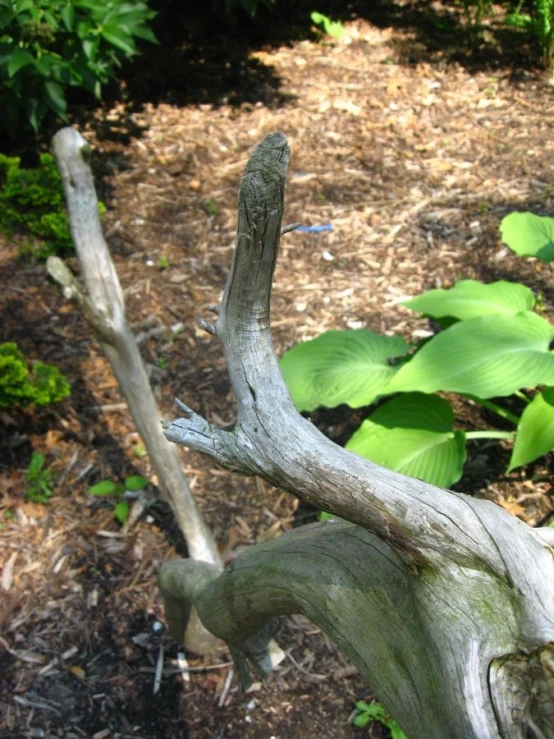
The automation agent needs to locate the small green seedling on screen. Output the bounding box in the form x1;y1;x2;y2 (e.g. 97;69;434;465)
159;254;169;270
479;200;489;214
88;474;149;524
352;701;407;738
25;452;56;504
133;443;147;458
310;11;344;39
205;199;219;217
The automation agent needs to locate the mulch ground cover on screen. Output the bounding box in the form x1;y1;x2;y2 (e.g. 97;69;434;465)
1;1;554;736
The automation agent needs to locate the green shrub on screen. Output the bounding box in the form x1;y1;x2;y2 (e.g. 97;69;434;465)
221;0;275;16
0;152;71;259
0;341;71;408
280;230;554;489
0;0;157;137
0;151;105;260
506;0;554;71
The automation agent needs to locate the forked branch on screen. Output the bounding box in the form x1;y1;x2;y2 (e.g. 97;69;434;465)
161;134;554;738
164;134;541;577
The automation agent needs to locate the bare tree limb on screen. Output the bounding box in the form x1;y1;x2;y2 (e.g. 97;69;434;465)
49;127;223;653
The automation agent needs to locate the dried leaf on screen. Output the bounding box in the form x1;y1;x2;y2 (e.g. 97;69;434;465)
1;552;17;591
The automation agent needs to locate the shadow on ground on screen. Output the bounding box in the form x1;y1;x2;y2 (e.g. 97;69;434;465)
71;0;542;147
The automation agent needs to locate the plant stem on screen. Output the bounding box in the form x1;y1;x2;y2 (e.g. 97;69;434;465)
465;395;520;426
465;431;515;441
513;390;530;405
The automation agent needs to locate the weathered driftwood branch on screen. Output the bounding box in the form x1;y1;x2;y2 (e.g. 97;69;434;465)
161;133;554;737
48;127;223;653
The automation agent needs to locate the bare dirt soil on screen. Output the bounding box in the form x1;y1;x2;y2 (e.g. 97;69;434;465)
1;1;554;736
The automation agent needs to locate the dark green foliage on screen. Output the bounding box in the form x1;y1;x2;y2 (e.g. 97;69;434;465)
0;151;105;260
455;0;554;72
222;0;275;16
459;0;494;26
506;0;554;68
0;0;158;137
0;342;71;408
0;152;71;259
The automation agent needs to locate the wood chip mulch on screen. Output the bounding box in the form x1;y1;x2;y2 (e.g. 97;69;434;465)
1;8;554;738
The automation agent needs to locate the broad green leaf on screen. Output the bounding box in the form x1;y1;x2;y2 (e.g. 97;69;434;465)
34;53;55;76
239;0;259;16
114;501;129;524
280;329;411;412
8;49;35;77
387;312;554;399
500;212;554;262
346;393;466;488
509;387;554;470
60;5;74;30
124;474;149;491
403;280;535;321
101;25;137;56
89;480;118;496
15;0;34;13
81;38;95;62
41;11;59;28
24;96;45;133
42;80;67;118
130;24;158;43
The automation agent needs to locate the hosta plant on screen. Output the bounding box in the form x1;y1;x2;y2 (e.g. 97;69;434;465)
280;273;554;488
500;210;554;262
